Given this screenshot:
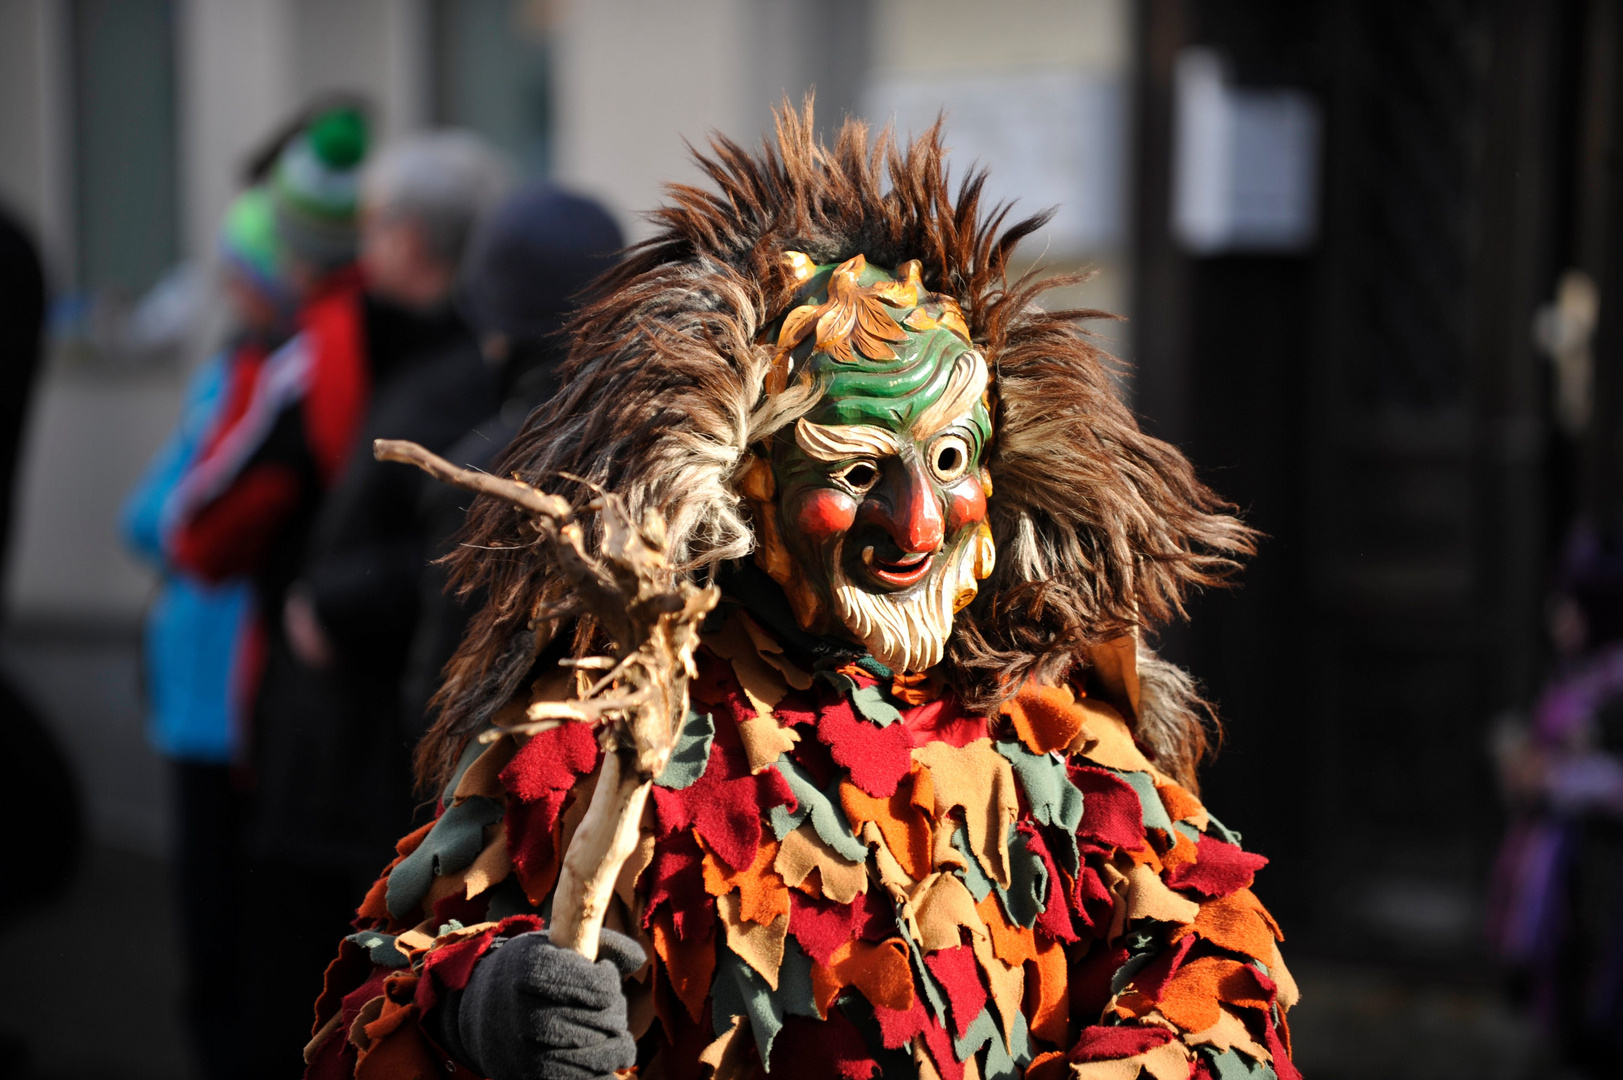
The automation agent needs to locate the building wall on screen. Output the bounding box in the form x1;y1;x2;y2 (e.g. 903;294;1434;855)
0;0;1134;625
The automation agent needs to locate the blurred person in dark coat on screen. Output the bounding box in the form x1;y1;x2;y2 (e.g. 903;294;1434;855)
242;130;509;1077
400;184;622;737
0;204;75;1079
119;185;297;1080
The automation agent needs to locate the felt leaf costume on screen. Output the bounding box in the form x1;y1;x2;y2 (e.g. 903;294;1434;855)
304;106;1285;1080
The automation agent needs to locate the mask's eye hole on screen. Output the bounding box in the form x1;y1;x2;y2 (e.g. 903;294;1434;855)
836;460;880;493
930;434;971;483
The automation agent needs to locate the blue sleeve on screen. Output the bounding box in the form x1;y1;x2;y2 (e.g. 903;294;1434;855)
120;350;233;566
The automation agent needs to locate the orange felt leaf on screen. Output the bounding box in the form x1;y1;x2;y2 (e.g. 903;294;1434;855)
700;834;789;927
1001;681;1085;754
839;764;934;881
1028;935;1070;1046
1157;956;1273;1033
891;671;938;706
976;892;1038;967
651;907;716;1025
1160;827;1199;875
1155;783;1205;826
1026;1049;1069;1080
810;938;916;1015
1172;888;1280;963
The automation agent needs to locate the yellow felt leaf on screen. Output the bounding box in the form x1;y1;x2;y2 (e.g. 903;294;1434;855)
698;1012;755;1080
912;871;987;953
775;821;867;904
1126;861;1201;926
912;739;1018;887
1184;1004;1272;1062
737;714;801;774
971;933;1025;1053
741;612;813;690
615;810;657;908
717;889;788;990
462;825;509;899
702;610;789;716
453;737;518;801
1066;699;1153;774
1068;1058;1141;1080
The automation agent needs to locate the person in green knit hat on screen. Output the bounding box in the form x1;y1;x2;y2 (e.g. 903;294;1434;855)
121;182;298;1080
272;104;369;292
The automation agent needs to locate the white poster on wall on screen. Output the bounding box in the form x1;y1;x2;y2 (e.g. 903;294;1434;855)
864;70;1127;256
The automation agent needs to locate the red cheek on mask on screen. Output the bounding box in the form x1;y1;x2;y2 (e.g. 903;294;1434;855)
945;478;987;533
792;487;858;545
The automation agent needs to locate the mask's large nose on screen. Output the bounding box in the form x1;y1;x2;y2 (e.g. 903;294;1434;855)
873;457;944;555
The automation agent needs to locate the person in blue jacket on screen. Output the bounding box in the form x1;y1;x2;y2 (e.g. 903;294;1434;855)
120;185;296;1080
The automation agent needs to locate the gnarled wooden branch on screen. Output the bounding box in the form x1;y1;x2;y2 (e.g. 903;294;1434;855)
374;438;719;959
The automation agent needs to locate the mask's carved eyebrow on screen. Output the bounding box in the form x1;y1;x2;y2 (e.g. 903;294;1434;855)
912;349;990;440
795;418;903;462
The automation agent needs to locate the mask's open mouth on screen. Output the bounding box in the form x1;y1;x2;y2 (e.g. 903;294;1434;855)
861;546;934;589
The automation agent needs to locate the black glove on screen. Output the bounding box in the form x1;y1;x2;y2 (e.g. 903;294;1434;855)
434;929;644;1080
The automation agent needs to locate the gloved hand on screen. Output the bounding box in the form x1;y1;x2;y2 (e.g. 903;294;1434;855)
434;928;645;1080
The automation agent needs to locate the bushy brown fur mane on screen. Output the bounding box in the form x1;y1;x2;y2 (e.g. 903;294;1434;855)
416;102;1255;793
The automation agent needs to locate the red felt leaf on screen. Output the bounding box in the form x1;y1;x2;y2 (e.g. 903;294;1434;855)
789;889;857;967
872;995;930;1049
900;693;990;748
499;721;600;802
1070;858;1116;937
816;695;914;798
643;830;716;941
1019;822;1080;944
1070;766;1148;851
917;1012;964;1080
1069;943;1131;1020
1164;833;1270;899
854;886;896;941
923;945;988;1041
504;789;569;896
1069;1024;1176;1062
650;737;795;871
1265;1011;1300;1080
1130;932;1197;1001
772;1011;880;1080
415;915;547;1015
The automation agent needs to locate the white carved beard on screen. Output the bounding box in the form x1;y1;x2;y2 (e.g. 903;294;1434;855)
830;534;981;674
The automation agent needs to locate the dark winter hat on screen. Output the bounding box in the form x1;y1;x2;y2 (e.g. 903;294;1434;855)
271;106;369;270
459;183;623;342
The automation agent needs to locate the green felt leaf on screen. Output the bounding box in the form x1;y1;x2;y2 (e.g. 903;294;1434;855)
439;727;495;808
1203;1046;1277;1080
995;738;1083;873
952;1006;1031;1080
386;795;503;919
993;824;1048;929
653;709;715;790
951;824;995;902
901;929;951;1023
778;937;823;1021
771;754;869;861
1174;820;1202;845
1205;812;1244;847
849;683;903;727
344;930;409;969
712;943;785;1065
1113;768;1176;839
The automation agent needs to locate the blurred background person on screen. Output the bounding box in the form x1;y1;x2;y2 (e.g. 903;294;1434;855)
241;128;508;1078
118;184;297;1080
402;182;622;734
1489;526;1623;1073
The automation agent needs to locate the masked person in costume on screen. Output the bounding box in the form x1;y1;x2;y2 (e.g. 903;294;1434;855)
304;108;1296;1080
